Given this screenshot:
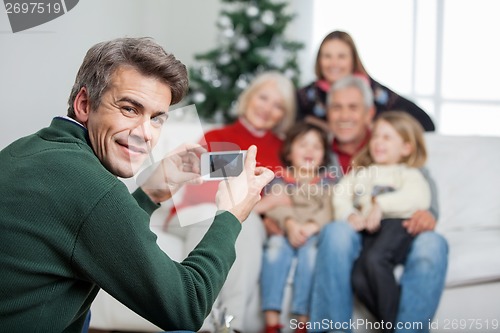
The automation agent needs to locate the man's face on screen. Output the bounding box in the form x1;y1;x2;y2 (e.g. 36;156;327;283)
83;67;171;178
327;86;373;145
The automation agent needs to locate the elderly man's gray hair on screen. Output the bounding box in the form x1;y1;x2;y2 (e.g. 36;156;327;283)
327;75;374;109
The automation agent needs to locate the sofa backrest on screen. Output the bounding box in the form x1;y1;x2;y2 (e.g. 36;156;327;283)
424;134;500;232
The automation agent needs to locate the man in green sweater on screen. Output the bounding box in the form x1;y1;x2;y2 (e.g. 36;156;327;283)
0;37;274;333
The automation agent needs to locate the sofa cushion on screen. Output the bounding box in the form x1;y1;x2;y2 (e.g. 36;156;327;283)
444;229;500;287
425;134;500;232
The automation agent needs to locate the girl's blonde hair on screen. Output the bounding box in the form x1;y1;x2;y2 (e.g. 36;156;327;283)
236;71;296;137
353;111;427;168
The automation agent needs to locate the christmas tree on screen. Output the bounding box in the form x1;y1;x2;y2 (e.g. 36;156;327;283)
187;0;303;123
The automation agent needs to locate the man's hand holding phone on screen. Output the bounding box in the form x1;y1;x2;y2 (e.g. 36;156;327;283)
140;143;205;203
216;145;274;223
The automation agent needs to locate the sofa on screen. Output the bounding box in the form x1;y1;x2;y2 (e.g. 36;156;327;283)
89;126;500;333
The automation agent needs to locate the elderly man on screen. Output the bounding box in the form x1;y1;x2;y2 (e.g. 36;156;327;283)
0;37;273;333
309;76;448;333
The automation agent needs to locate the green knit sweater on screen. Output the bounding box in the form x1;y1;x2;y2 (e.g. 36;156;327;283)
0;118;241;333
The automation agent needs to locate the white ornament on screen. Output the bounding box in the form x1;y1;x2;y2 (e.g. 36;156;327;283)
218;53;232;66
250;21;265;35
200;66;212;81
223;28;235;38
214;110;225;123
218;15;232;29
258;44;288;68
261;10;275;25
229;101;239;117
246;5;259;18
235;36;250;52
284;68;296;79
236;75;248;89
192;92;206;103
212;79;222;88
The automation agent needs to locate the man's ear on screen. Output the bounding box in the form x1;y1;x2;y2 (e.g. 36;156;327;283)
365;105;376;129
367;105;376;122
73;87;91;126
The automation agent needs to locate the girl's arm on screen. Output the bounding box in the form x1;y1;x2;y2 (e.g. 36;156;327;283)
375;168;431;218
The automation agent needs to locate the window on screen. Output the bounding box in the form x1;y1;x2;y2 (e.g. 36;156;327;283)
312;0;500;136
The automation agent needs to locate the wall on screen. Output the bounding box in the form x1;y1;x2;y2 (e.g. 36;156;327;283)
0;0;223;149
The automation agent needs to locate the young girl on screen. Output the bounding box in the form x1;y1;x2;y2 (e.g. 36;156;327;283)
333;111;431;332
260;122;335;333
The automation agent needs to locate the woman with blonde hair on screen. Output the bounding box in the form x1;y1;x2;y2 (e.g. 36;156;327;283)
333;111;432;332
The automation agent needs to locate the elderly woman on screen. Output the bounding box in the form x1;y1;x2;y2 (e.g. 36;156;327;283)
297;30;435;132
167;71;296;333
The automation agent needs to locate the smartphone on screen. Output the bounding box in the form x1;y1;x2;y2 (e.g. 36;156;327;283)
201;150;247;181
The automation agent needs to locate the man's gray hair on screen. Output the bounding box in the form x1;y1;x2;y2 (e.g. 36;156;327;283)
327;75;374;109
67;37;188;118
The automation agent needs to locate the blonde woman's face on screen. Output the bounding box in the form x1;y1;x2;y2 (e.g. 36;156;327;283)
244;81;286;131
369;119;412;165
319;39;354;84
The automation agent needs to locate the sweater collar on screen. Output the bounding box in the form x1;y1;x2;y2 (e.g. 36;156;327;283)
56;116;86;129
40;117;92;148
238;117;269;138
315;79;331;92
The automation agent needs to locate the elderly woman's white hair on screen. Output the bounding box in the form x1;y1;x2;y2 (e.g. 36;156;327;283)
235;71;296;137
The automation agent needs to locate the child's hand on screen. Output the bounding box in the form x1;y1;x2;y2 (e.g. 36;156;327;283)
348;213;366;231
300;221;320;238
263;216;284;236
366;203;382;233
285;218;307;248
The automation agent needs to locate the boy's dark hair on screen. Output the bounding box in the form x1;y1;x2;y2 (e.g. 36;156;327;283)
280;122;330;168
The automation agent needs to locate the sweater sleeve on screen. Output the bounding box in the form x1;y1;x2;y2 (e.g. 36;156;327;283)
132;187;161;214
72;182;241;331
263;181;293;229
266;206;294;229
376;168;432;218
296;85;312;120
370;78;435;132
420;167;440;220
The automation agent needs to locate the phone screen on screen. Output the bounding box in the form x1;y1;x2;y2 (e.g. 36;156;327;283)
209;153;244;178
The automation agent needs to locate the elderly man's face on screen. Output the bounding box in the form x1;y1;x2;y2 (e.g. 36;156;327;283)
83;67;171;178
327;86;373;145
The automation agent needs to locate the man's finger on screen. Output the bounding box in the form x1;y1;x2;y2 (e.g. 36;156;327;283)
181;151;201;173
170;143;206;157
255;167;275;187
185;144;207;157
244;145;257;175
171;169;202;185
170;154;183;165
